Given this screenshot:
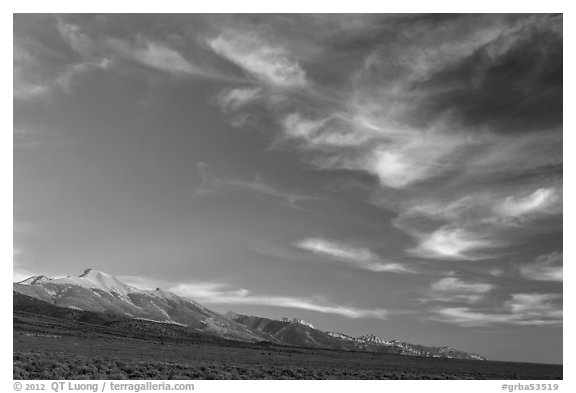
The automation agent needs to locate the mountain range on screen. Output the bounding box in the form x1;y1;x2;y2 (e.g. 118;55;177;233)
13;268;485;361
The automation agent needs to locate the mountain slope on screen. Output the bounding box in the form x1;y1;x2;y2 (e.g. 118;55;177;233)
230;314;486;360
14;291;256;346
229;314;363;350
13;269;264;342
14;269;485;360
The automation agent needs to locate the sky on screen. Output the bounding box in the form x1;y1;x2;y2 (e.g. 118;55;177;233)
13;14;563;364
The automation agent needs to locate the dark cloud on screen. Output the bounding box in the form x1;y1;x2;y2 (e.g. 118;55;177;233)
408;15;562;134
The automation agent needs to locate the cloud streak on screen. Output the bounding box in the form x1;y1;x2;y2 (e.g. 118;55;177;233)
495;188;561;221
172;282;389;319
208;33;307;88
13;42;52;100
209;15;562;264
518;252;563;282
121;275;389;320
56;58;112;93
432;293;562;327
59;20;228;81
217;87;263;112
407;226;498;261
195;162;316;209
109;38;211;77
424;277;494;304
15;18;246;102
15;21;112;100
295;237;414;273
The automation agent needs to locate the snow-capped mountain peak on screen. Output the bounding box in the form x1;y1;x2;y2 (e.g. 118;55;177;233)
18;275;52;285
50;268;141;299
13;268;266;343
13;268;487;360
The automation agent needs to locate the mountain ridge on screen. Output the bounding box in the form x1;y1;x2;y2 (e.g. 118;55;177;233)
228;313;486;360
14;269;485;360
14;270;265;342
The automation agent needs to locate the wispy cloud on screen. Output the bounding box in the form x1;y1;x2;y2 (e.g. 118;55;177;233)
355;126;474;190
172;282;389;319
14;128;39;149
195;162;316;209
120;275;389;320
275;110;479;190
398;182;562;227
56;58;112;93
407;226;497;261
518;252;563;282
13;80;49;100
13;247;38;283
208;15;562;264
13;127;71;150
58;21;99;57
494;188;561;222
207;33;307;88
424;277;494;304
295;237;414;273
59;20;236;82
14;14;563;340
217;87;263;112
13;42;50;100
215;87;266;128
15;57;111;100
432;293;562;327
109;38;204;77
14;22;112;100
281;113;374;149
395;182;562;260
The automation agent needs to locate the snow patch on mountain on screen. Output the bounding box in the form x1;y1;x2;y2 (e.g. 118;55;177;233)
19;275;52;285
43;287;59;297
51;269;143;299
133;317;188;327
326;331;362;342
276;317;315;329
358;333;393;345
14;268;487;359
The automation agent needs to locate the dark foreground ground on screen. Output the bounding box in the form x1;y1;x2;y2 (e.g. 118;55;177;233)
14;311;562;380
